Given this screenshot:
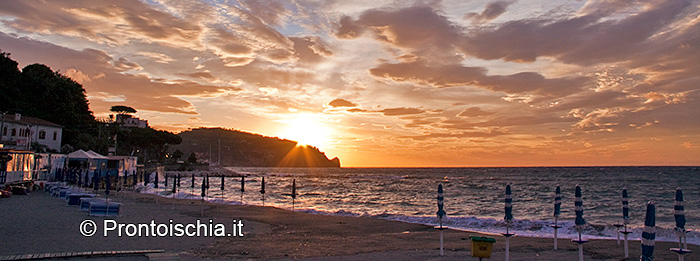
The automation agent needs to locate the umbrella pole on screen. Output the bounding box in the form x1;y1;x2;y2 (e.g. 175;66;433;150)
622;225;629;259
505;225;510;261
553;217;558;250
439;218;444;256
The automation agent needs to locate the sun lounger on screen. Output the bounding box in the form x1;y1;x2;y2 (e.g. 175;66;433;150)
80;198;106;211
88;201;121;217
66;193;95;206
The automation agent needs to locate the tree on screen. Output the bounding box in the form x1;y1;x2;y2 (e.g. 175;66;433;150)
172;149;184;161
187;152;197;164
110;105;137;115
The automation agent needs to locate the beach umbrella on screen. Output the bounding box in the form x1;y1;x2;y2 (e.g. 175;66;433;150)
504;184;514;261
260;176;266;206
240;176;245;192
93;170;99;191
154;172;159;189
621;188;632;258
144;171;149;186
200;174;206;217
220;175;225;200
164;174;168;187
671;188;691;260
172;175;177;194
641;201;656;261
105;175;111;196
437;184;446;224
575;185;585;232
551;185;562;250
436;184;447;256
573;185;588;261
674;188;686;233
291;179;297;210
191;174;195;188
205;174;210;189
504;185;513;229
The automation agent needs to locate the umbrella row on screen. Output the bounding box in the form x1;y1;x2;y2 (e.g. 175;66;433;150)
436;184;692;261
146;174;299;209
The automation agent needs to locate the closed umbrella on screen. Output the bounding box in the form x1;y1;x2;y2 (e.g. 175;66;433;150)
291;179;297;210
93;170;99;192
154;172;159;189
641;201;656;261
621;188;632;258
240;176;245;204
436;184;447;256
671;188;691;260
260;176;266;206
572;185;588;261
551;185;562;250
220;175;225;200
503;184;515;261
164;174;168;187
105;175;111;213
200;174;206;217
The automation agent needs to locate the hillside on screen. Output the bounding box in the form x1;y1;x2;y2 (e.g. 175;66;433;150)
172;128;340;167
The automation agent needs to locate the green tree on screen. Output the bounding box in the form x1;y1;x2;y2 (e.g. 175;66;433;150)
172;149;184;161
110;105;137;115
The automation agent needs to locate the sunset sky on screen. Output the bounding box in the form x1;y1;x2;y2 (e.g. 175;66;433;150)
1;0;698;167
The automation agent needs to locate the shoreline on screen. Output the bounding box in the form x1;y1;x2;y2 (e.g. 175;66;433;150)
1;186;699;260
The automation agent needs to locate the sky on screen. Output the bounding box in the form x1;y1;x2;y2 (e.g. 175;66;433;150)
0;0;698;167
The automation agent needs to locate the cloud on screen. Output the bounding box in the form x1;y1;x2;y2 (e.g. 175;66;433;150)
459;0;693;65
328;99;358;107
370;60;589;96
0;0;202;47
464;1;514;24
380;107;425;116
458;107;494;117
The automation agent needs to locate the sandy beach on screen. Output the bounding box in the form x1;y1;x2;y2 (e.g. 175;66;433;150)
1;187;698;260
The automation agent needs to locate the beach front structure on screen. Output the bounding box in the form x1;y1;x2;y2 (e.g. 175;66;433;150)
106;155;138;177
0;149;74;185
0;113;63;152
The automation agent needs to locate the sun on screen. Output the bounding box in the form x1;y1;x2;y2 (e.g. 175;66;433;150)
277;113;333;148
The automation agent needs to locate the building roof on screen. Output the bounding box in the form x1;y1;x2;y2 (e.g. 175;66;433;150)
1;113;62;128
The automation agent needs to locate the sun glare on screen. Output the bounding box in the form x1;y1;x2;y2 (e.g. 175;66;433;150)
278;114;332;148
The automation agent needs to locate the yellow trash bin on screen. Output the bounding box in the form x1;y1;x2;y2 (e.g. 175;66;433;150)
470;236;496;258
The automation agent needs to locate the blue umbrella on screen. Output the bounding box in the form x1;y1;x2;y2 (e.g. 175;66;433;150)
93;170;99;191
621;188;632;258
154;172;159;189
641;201;656;261
622;189;630;225
575;185;585;232
552;185;562;250
260;176;266;206
291;179;297;210
436;184;447;256
505;184;513;223
105;175;111;196
504;184;514;261
554;186;561;217
437;184;446;224
674;188;685;232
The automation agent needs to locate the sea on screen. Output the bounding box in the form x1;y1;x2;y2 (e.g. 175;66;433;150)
143;166;700;245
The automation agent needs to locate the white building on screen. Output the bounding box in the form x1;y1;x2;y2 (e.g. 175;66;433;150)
0;113;63;152
115;114;148;128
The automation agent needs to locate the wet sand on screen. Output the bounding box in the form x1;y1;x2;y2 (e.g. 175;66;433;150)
1;187;697;260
